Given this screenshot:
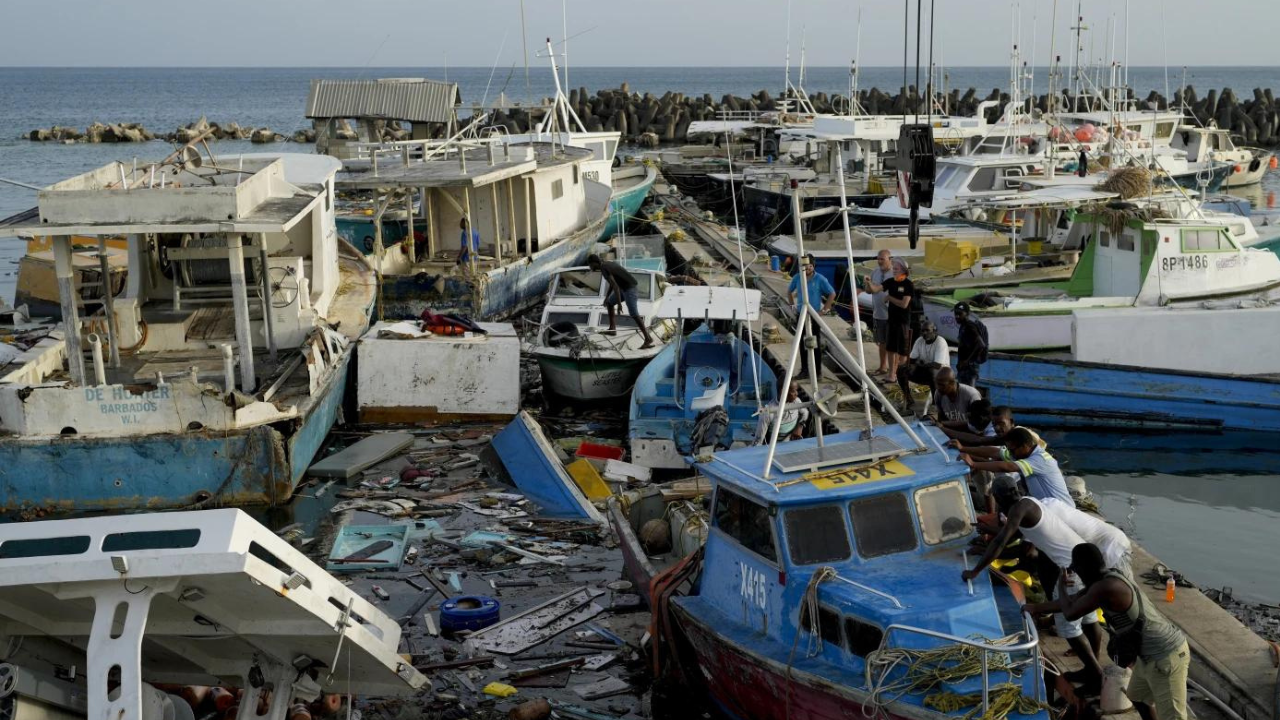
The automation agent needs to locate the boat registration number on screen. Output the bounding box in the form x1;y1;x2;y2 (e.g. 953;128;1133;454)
1161;255;1209;272
806;459;915;491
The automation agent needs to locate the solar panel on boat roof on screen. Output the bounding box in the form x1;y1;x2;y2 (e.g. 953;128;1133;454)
772;436;904;474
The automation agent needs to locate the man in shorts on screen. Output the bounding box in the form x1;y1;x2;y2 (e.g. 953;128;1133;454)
588;254;655;349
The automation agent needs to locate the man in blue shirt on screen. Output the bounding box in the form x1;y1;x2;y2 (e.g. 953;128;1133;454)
456;217;481;266
787;255;836;381
955;427;1073;506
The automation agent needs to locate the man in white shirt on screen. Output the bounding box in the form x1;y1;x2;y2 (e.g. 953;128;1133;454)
777;381;810;440
896;321;948;409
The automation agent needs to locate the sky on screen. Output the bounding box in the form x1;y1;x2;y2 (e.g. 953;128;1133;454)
1;0;1277;67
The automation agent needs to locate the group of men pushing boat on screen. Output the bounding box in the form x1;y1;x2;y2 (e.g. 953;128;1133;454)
939;399;1190;720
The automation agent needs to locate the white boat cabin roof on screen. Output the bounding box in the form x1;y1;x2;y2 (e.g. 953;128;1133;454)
336;142;592;190
656;285;761;321
1;155;338;237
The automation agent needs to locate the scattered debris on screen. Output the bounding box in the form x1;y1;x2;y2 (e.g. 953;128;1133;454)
466;587;607;655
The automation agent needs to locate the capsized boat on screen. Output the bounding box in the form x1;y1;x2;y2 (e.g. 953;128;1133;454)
529;266;676;401
654;422;1048;720
0;153;374;513
0;508;425;720
922;203;1280;351
629;286;776;470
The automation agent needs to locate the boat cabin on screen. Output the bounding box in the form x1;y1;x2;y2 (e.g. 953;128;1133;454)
0;154;369;439
674;424;1044;716
540;267;665;331
306;78;461;160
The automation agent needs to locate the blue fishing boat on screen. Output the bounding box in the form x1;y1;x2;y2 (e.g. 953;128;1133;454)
981;353;1280;432
601;164;658;241
0;153;373;514
650;422;1048;720
629;286;776;470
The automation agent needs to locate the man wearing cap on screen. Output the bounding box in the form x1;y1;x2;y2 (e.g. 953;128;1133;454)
788;254;836;381
953;302;989;387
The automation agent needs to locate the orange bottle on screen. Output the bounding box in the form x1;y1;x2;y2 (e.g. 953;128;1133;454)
1165;575;1176;603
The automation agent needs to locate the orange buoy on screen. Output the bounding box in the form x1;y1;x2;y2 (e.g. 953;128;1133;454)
1268;191;1276;208
1233;164;1243;174
210;688;236;713
1270;155;1278;170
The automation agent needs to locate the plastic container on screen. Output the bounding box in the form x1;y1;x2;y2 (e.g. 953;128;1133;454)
769;255;782;272
1165;575;1176;603
439;595;501;633
575;442;625;462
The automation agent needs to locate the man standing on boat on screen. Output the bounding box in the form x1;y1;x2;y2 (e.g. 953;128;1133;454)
952;302;988;387
864;249;894;376
587;254;655;349
1027;543;1190;720
788;254;836;381
963;483;1107;692
457;217;481;267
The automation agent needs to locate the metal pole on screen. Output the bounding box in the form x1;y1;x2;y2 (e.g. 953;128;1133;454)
97;238;121;368
833;145;875;433
258;235;278;361
524;177;533;256
227;235;257;392
463;187;477;274
425;188;436;260
372;196;390;322
763;182;817;479
506;178;518;259
221;344;236;395
790;183;825;450
88;333;106;385
490;184;501;258
53;236;86;386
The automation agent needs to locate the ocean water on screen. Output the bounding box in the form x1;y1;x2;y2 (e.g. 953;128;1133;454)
0;67;1278;602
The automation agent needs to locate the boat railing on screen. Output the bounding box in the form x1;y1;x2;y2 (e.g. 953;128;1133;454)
825;573;905;609
716;109;766;123
875;611;1043;712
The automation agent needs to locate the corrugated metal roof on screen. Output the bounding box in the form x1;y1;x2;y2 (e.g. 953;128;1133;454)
305;78;460;124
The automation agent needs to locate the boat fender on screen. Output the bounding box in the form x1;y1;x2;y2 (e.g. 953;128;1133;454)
439;595;501;633
1249;157;1262;173
545;321;581;347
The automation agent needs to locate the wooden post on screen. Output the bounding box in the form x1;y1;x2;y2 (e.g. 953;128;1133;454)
425;188;436;260
258;233;278;361
53;235;86;385
372;195;391;321
97;237;121;368
523;177;533;256
227;235;257;392
463;187;477;273
505;178;518;260
404;191;417;265
490;184;501;259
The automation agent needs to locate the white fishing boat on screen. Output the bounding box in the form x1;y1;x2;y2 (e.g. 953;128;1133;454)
0;152;374;513
923;205;1280;351
1173;123;1275;187
530;267;676;401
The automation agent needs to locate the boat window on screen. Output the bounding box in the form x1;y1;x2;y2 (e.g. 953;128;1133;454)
1229;223;1247;237
712;488;778;563
798;604;843;647
552;179;564;200
614;316;640;328
1056;212;1071;230
546;312;591;326
783;505;852;565
845;616;886;657
848;494;918;558
1155;121;1176;140
1099;231;1110;247
914;481;971;545
1183;228;1228;252
573;165;580;184
934;166;958;188
552;271;602;297
968;167;998;192
1117;232;1135;252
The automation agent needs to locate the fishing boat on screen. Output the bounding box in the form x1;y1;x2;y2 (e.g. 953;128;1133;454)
333;139;610;320
0;152;374;514
649;421;1048;720
529;266;676;401
979;301;1280;432
1172;123;1275;188
922;204;1280;351
629;286;776;470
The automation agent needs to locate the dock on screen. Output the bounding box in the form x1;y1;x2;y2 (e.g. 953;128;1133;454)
648;178;1280;720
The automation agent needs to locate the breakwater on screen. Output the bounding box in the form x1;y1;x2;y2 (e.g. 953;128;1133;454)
22;85;1280;147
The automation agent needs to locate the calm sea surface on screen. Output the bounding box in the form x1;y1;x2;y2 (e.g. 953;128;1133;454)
0;67;1277;601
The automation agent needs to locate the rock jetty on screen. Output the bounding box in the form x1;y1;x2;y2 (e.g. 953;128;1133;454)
23;85;1280;147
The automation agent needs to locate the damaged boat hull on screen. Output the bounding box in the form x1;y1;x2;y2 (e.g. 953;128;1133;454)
537;354;649;401
0;351;351;515
377;210;610;320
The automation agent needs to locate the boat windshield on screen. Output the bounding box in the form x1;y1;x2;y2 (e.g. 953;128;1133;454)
848;494;918;558
552;271;603;298
914;481;972;545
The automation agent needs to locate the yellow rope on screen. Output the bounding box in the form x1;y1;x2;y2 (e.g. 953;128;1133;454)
924;683;1056;720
